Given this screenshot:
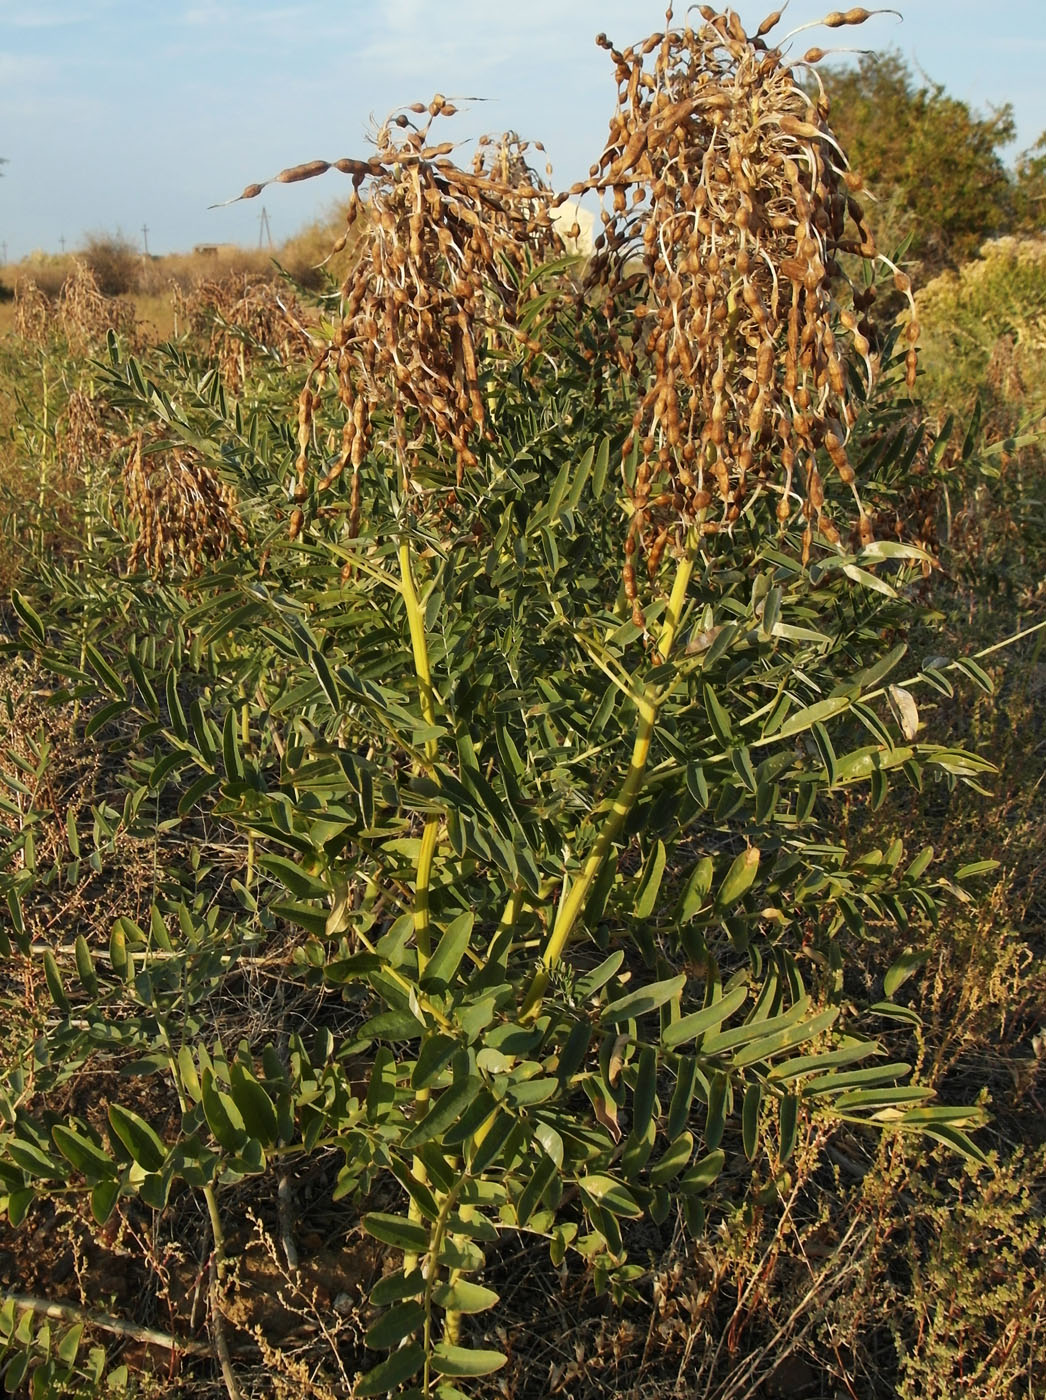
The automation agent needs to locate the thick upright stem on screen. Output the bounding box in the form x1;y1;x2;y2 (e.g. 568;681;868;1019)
522;541;696;1018
204;1185;244;1400
397;535;440;965
397;522;444;1245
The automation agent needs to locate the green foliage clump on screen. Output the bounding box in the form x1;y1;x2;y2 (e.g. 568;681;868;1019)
916;236;1046;426
823;51;1019;279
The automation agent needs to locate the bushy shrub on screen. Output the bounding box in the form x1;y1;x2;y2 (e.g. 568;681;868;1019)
80;231;141;297
916;236;1046;426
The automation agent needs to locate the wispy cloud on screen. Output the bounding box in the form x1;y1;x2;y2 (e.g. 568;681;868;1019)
0;49;64;84
3;1;102;26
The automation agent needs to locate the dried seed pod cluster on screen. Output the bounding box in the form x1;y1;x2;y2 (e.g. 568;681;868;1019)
124;433;247;576
227;101;560;531
171;274;315;393
568;6;916;619
12;262;139;352
57;259;139;353
13;279;51;347
59;388;111;475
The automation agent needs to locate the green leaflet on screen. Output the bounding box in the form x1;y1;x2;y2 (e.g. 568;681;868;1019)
663;984;748;1048
51;1125;115;1180
602;975;686;1025
107;1103;166;1172
362;1213;431;1253
430;1344;508;1377
421;912;474;989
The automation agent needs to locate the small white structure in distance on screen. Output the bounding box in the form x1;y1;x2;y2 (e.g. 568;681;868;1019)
550;199;596;257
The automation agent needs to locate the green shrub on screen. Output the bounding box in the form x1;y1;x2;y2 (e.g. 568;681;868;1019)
0;11;1016;1399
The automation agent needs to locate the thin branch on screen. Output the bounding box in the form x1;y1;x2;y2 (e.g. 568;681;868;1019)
1;1291;212;1357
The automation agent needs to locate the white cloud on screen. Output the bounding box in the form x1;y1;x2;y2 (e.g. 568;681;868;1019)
1;1;101;26
0;49;63;83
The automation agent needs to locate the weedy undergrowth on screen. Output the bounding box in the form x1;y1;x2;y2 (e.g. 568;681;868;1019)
0;8;1019;1400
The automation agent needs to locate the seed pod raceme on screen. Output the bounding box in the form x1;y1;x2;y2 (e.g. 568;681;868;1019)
570;6;918;617
225;111;562;538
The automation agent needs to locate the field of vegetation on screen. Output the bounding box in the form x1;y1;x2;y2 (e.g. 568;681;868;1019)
0;10;1043;1399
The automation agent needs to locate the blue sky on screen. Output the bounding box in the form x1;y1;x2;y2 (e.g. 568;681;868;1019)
2;1;1044;263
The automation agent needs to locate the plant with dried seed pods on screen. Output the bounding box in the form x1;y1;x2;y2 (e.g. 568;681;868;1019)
565;5;916;623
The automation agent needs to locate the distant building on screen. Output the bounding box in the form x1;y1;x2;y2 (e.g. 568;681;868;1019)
550;200;596;256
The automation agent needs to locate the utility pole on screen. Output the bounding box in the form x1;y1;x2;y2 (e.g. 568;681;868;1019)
141;223;150;256
258;206;273;249
59;234;66;253
1;242;7;265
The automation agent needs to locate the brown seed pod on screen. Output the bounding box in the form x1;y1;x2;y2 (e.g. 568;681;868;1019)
566;5;903;612
124;433;248;576
232;111;563;506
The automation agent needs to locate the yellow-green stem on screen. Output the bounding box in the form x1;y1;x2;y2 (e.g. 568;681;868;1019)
397;535;440;964
241;695;255;891
521;542;696;1019
397;524;443;1257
